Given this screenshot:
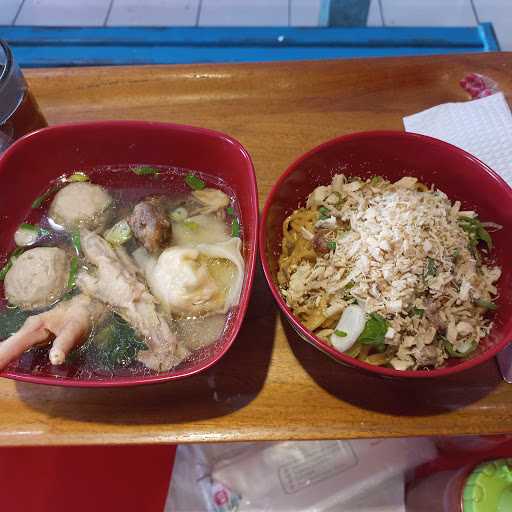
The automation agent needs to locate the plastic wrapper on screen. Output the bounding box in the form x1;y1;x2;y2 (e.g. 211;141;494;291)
166;438;437;512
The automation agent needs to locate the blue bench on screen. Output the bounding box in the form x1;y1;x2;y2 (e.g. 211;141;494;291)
0;24;499;68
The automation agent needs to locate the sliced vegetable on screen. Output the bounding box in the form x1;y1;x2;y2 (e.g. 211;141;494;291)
170;207;188;222
318;206;330;220
226;206;234;216
67;256;79;289
0;307;31;339
331;304;366;352
0;248;24;281
94;314;147;368
231;217;241;238
71;231;81;253
326;241;337;251
358;312;389;345
476;299;497;310
131;166;160;176
104;219;132;245
67;172;89;182
459;215;492;250
31;185;60;208
185;174;206;190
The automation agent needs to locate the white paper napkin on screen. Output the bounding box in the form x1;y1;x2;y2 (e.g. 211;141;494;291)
403;92;512;185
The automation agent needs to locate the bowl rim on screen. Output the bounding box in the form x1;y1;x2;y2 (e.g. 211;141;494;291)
0;119;259;387
259;129;512;379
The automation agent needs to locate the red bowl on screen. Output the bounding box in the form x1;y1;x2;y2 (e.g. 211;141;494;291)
0;120;258;387
260;131;512;379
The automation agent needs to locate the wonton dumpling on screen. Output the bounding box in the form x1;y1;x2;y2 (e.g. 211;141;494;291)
4;247;69;310
145;238;244;316
49;182;112;231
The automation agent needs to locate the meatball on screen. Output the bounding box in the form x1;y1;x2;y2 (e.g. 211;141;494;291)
49;182;112;231
128;197;171;253
4;247;69;311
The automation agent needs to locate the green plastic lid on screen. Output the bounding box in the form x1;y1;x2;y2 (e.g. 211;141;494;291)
463;459;512;512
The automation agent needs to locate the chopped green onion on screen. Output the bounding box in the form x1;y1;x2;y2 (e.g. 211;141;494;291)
67;256;79;289
476;299;497;310
425;257;438;278
71;231;81;254
226;206;234;216
183;219;199;231
67;172;89;182
318;206;330;220
231;217;240;238
334;330;347;337
370;176;383;185
31;185;60;208
0;248;24;280
358;312;389;345
443;338;477;359
326;241;337;251
131;166;160;176
459;216;492;251
185;174;206;190
411;307;425;318
104;220;132;245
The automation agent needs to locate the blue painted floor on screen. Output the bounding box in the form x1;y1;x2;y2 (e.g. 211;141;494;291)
1;0;510;50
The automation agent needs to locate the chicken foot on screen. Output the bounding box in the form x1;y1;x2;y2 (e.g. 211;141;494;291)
0;294;105;370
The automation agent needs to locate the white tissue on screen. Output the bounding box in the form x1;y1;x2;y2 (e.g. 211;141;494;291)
403;92;512;185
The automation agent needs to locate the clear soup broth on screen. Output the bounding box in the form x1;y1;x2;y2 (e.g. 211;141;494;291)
0;165;243;381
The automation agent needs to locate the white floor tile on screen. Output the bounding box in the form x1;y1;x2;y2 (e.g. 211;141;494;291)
290;0;322;27
382;0;477;26
366;0;383;26
199;0;288;26
107;0;199;26
0;0;23;24
15;0;111;26
474;0;512;50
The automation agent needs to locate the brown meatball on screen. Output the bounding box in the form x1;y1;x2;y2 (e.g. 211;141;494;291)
128;197;172;253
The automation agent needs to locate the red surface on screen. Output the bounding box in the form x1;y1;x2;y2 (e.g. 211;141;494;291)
0;444;176;512
0;121;258;387
260;130;512;379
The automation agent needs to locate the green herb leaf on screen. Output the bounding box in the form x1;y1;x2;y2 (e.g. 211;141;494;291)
318;206;330;220
67;172;89;182
476;299;497;310
0;307;30;339
334;330;347;337
131;166;160;176
411;307;425;318
358;312;389;345
0;248;24;281
185;174;206;190
425;257;438;278
459;216;493;251
67;256;79;289
226;206;234;216
19;223;38;233
231;217;241;238
443;338;477;359
94;314;148;368
31;185;60;208
326;241;337;251
71;231;81;254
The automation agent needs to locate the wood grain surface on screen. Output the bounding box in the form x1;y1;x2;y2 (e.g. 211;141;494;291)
1;53;511;446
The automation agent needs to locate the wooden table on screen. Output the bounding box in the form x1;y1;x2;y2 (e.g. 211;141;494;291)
2;52;511;446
